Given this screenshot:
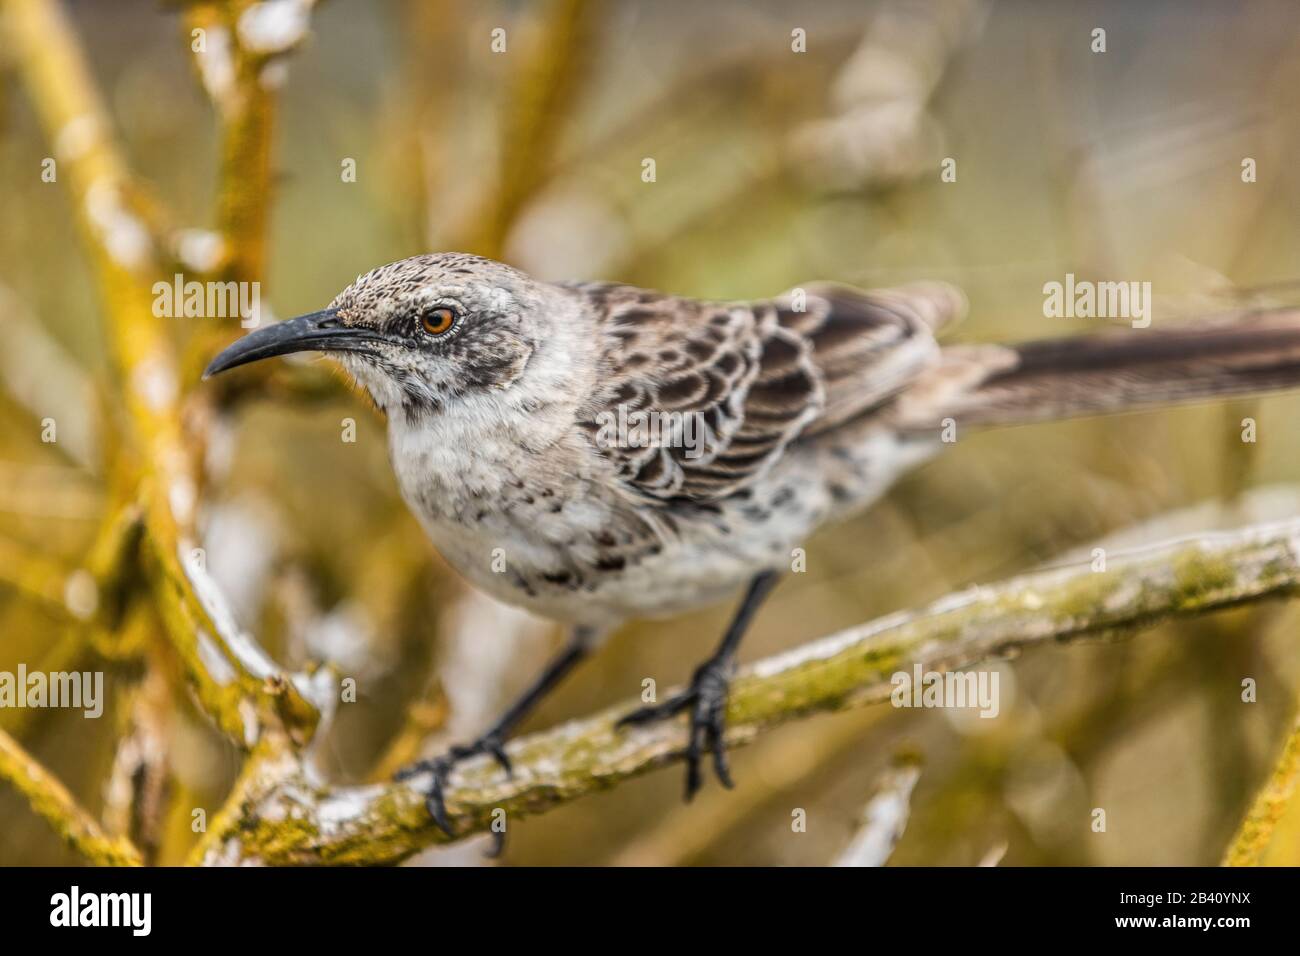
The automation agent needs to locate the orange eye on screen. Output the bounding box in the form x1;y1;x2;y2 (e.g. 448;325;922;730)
420;307;456;336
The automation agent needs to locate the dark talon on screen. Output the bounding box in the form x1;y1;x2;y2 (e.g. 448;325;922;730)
618;658;735;801
427;780;452;834
486;738;512;776
711;732;734;790
617;572;777;798
389;627;595;856
616;691;692;728
396;733;512;841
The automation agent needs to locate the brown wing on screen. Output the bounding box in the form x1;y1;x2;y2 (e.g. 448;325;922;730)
781;281;965;435
568;280;964;502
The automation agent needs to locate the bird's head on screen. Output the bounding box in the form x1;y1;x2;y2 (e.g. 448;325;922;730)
204;253;571;417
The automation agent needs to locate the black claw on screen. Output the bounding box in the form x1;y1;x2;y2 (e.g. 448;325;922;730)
684;760;701;802
711;724;733;789
396;733;513;842
616;693;692;728
618;658;735;801
487;739;512;777
713;752;734;790
703;681;733;790
426;783;453;836
393;764;417;782
399;756;456;836
618;572;774;799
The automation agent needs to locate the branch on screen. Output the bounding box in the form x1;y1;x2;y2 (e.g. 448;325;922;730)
834;755;923;867
0;284;99;470
1223;712;1300;866
0;728;143;866
0;502;139;633
0;461;101;521
7;0;317;746
102;658;173;864
192;516;1300;865
0;534;84;620
187;0;317;281
183;0;319;386
460;0;602;258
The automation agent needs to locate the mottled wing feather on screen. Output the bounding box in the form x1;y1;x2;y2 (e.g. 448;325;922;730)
781;282;964;436
567;280;964;502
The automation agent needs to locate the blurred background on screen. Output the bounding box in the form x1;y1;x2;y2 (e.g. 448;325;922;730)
2;0;1300;865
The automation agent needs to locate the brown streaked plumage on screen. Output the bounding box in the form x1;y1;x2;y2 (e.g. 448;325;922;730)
567;279;964;501
204;252;1300;836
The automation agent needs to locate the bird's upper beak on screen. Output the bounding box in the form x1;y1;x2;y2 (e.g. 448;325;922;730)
203;308;379;378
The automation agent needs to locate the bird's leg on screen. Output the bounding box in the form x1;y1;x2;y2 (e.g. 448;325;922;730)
618;570;780;801
395;625;595;844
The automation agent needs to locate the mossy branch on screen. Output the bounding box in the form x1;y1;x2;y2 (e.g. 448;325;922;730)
0;728;143;866
191;517;1300;865
183;0;318;386
6;0;316;744
1223;712;1300;866
186;0;316;276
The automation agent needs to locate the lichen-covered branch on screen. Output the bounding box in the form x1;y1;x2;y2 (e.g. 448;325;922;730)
187;0;316;282
1223;712;1300;866
192;517;1300;866
6;0;316;745
102;659;173;864
0;728;143;866
143;526;319;744
183;0;318;387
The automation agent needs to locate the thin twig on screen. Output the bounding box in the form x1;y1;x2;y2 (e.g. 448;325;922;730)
187;0;317;280
0;284;99;470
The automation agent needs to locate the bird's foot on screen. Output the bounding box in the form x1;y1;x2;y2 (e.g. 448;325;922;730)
395;732;511;854
617;657;735;801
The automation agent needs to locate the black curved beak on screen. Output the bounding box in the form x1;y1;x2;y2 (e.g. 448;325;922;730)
203;309;378;378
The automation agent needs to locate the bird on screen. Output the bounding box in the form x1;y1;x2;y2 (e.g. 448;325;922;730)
205;251;1300;833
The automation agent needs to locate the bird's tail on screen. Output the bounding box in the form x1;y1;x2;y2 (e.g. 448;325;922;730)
892;307;1300;431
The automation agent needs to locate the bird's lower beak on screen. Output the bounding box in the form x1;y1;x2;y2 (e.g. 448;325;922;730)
203;308;378;378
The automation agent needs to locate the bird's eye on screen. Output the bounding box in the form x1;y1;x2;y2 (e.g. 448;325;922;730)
420;307;456;336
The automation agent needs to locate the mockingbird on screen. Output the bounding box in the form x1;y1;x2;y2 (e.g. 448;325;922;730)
206;252;1300;831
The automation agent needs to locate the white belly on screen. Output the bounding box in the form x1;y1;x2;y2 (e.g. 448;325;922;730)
402;428;937;628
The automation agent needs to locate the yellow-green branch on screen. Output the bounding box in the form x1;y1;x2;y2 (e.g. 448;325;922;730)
0;728;143;866
182;0;318;386
191;517;1300;865
6;0;316;745
1223;713;1300;866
